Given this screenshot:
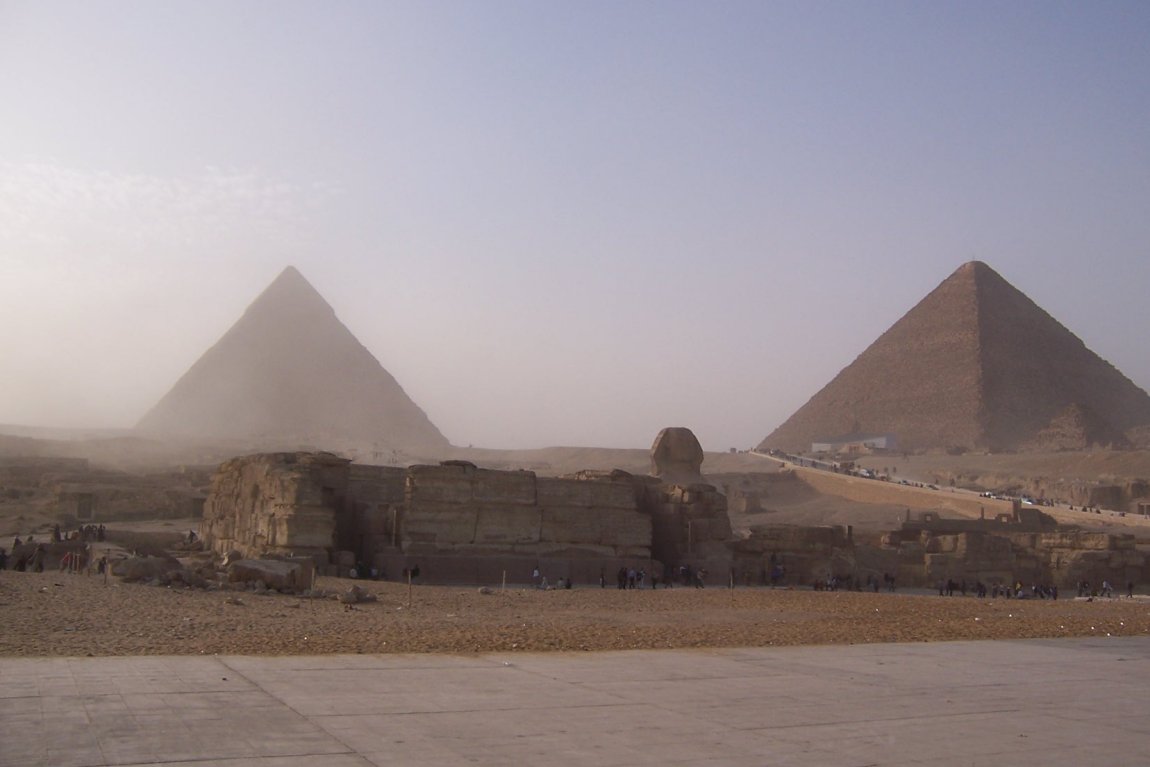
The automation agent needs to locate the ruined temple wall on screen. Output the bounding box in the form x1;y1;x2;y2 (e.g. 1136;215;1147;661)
731;524;854;586
340;464;406;556
899;529;1148;587
400;464;650;558
200;453;349;559
371;463;655;584
729;523;1150;589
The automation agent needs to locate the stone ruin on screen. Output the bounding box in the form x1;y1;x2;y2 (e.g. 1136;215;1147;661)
196;429;1149;590
878;509;1148;589
199;439;735;585
726;507;1150;590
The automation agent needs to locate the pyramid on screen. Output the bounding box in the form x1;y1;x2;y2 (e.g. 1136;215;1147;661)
1021;404;1130;452
137;266;448;448
758;261;1150;453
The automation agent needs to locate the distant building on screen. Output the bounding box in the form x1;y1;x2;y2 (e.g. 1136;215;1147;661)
811;433;897;454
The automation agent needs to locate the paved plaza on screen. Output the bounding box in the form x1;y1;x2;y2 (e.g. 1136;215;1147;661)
2;637;1148;767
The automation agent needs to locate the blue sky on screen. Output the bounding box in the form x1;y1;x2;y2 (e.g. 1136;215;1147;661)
1;1;1148;450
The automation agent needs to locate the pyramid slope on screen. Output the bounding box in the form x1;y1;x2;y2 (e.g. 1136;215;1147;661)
759;261;1150;453
973;264;1150;449
137;267;448;448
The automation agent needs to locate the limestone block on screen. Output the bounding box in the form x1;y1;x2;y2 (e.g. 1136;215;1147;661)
112;556;183;582
406;475;473;504
228;559;315;591
581;480;638;510
518;543;616;558
539;510;596;545
614;544;650;558
473;470;537;505
403;504;479;544
280;505;337;549
1109;550;1145;568
537;479;593;508
348;465;407;504
594;509;651;545
538;507;610;545
474;506;542;544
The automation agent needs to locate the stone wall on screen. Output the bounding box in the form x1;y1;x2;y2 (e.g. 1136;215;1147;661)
730;510;1149;590
377;462;655;584
732;524;865;586
200;454;682;584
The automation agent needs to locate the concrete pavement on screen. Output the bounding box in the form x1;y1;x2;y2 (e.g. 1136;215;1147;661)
2;637;1148;766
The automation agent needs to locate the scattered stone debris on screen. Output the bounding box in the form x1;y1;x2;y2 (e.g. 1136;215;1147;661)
112;556;184;584
228;558;316;593
338;584;378;605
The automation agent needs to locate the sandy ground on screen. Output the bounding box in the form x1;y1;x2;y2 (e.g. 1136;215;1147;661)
2;570;1148;657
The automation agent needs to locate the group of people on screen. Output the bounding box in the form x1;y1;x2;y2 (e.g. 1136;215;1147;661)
931;578;1138;600
613;566;649;589
51;523;106;543
3;530;110;575
1077;579;1134;599
3;538;47;572
531;566;574;590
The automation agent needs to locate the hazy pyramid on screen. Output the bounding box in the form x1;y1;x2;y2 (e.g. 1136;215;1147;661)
137;266;448;448
759;261;1150;453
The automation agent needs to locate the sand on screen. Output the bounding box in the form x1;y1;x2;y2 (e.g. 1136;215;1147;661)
2;570;1148;657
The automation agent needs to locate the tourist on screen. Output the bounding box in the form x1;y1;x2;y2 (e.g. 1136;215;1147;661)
1127;581;1134;598
31;544;46;573
0;547;7;570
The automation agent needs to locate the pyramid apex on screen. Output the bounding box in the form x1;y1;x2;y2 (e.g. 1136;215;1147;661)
953;260;995;277
254;265;325;308
269;264;309;286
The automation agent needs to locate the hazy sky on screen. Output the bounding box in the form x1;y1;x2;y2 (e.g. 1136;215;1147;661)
2;1;1148;451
